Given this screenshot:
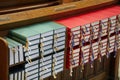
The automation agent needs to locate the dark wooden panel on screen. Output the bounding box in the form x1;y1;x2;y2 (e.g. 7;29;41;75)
0;38;8;80
43;57;111;80
115;50;120;80
0;0;58;8
89;72;107;80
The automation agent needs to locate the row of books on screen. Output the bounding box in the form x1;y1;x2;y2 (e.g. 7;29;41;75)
25;51;64;80
6;22;66;65
55;5;120;75
9;69;25;80
5;37;24;65
6;22;66;79
6;5;120;79
9;22;66;61
8;50;64;80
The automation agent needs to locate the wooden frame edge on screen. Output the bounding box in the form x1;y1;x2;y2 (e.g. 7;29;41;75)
0;37;8;80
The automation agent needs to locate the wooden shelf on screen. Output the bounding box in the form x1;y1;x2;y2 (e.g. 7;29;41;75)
0;1;60;14
0;0;118;30
0;0;119;80
9;61;26;68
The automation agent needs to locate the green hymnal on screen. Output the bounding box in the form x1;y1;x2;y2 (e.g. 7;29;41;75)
5;37;24;65
9;22;65;41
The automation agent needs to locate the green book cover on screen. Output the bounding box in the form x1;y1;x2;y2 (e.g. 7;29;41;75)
5;37;22;46
28;22;54;34
9;26;40;42
8;35;26;45
5;37;15;65
9;21;66;41
28;22;66;34
5;37;16;48
51;22;66;30
5;37;21;64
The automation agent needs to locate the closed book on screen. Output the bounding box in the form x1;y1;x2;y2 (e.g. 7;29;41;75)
6;38;24;63
25;49;39;60
24;44;39;51
14;72;18;80
40;72;51;79
56;56;64;61
21;70;25;80
56;36;65;42
18;71;21;80
54;40;65;47
39;55;52;79
56;59;64;65
25;49;39;56
27;73;39;80
42;40;53;46
40;67;51;76
9;35;40;47
6;37;24;63
55;67;63;73
40;55;52;60
41;35;53;42
25;59;39;68
53;51;64;57
5;38;23;63
66;48;80;68
42;45;53;51
40;60;52;68
27;68;39;76
5;38;15;65
56;32;65;37
9;46;14;65
54;26;66;34
9;73;14;80
43;49;53;56
54;62;64;69
27;22;66;38
26;65;39;72
40;64;52;72
19;46;24;62
5;37;23;65
9;25;40;42
14;47;19;64
70;55;79;67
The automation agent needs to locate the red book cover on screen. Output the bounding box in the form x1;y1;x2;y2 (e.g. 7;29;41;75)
55;5;120;69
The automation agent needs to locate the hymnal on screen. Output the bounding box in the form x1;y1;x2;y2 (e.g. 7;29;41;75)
5;37;24;65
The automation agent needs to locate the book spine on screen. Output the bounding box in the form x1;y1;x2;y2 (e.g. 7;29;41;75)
14;72;18;80
9;31;27;42
9;48;14;65
15;46;19;64
8;35;26;45
22;70;25;80
19;46;24;62
9;73;14;80
18;71;21;80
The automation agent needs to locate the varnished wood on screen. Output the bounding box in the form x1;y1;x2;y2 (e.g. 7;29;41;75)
0;1;60;14
89;72;107;80
115;49;120;80
0;0;118;31
0;38;8;80
43;59;109;80
62;0;73;3
0;30;9;37
0;0;58;8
